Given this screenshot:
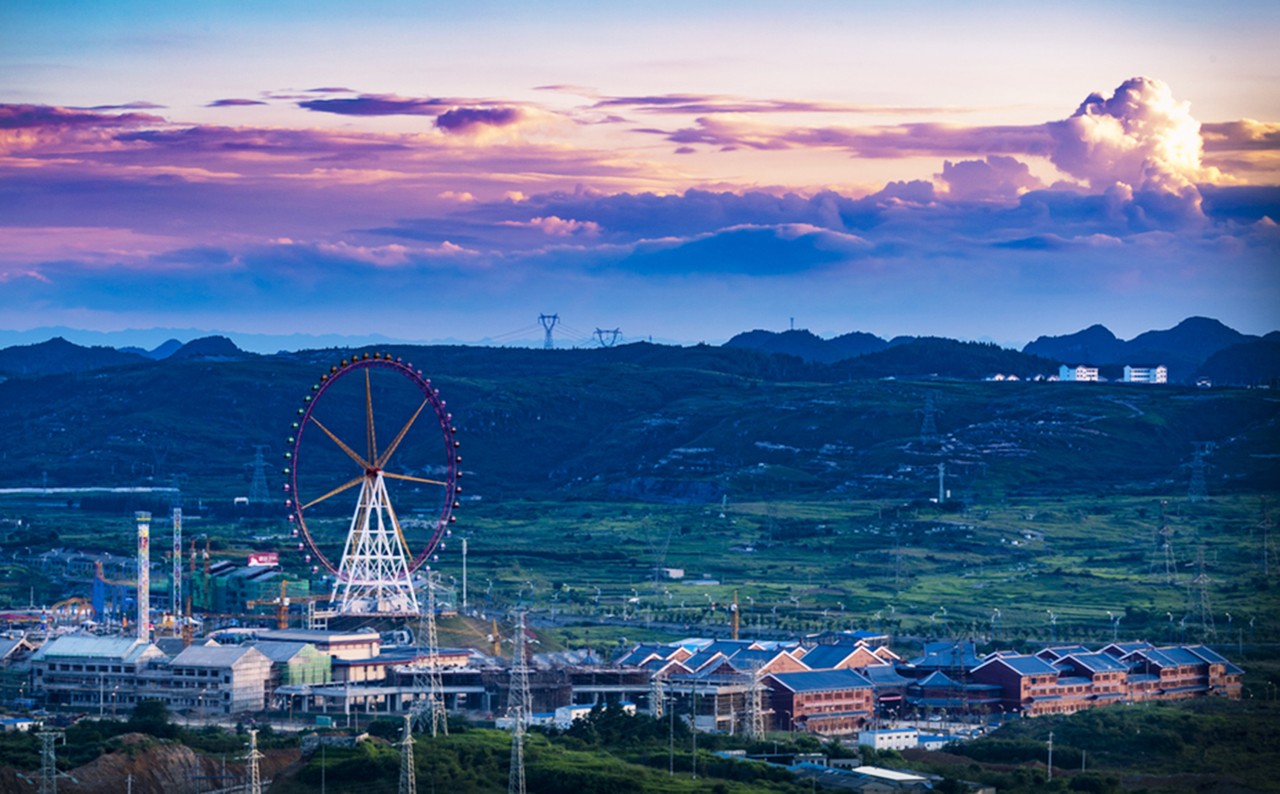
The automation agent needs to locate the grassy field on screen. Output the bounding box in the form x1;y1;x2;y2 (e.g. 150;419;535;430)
5;488;1276;654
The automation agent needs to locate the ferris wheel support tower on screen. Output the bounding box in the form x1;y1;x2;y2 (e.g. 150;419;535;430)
332;470;420;615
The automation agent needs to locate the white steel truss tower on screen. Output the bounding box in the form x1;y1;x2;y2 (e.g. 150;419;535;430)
412;572;448;736
399;714;417;794
332;472;420;615
743;664;765;740
508;611;530;794
135;512;151;643
245;729;263;794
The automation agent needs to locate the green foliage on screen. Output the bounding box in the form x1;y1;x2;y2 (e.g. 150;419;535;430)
127;698;177;739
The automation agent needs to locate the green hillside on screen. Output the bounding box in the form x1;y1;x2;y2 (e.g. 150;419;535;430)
0;342;1275;502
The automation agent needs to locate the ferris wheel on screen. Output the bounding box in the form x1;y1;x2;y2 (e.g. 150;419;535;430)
285;352;460;615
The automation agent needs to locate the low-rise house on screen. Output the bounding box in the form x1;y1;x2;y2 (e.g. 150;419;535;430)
766;668;875;735
164;644;273;715
30;635;166;713
969;654;1062;716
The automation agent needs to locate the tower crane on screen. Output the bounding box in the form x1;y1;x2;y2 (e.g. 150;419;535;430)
246;579;329;630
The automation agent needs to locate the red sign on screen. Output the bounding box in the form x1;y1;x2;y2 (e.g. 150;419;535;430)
247;552;279;567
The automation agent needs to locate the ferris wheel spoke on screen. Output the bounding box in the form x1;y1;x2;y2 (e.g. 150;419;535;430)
366;368;379;464
376;398;430;470
300;475;366;510
309;416;371;470
382;471;449;487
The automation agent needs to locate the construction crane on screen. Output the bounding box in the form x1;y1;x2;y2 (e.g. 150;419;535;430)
246;579;328;630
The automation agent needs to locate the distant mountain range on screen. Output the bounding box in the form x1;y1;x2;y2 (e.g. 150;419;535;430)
0;317;1276;386
727;317;1280;385
1022;316;1273;382
0;333;1276;502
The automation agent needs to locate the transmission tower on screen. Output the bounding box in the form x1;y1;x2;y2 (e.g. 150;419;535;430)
1189;545;1215;638
1148;500;1178;585
593;328;621;348
412;571;448;737
919;391;939;443
1187;443;1211;502
1258;498;1275;578
398;714;417;794
507;611;531;794
245;729;263;794
538;314;559;350
248;446;270;504
36;731;63;794
650;674;664;718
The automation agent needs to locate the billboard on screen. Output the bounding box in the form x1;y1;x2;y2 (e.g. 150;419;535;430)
247;552;279;567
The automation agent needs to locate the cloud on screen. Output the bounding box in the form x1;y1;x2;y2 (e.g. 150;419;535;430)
591;93;955;116
617;223;870;276
502;216;601;237
207;98;268;107
84;102;166;111
648;115;1052;158
0;103;163;130
1046;77;1207;192
436;106;523;133
299;94;452;117
938;155;1045;201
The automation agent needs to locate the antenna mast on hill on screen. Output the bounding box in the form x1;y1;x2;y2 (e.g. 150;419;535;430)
594;328;621;348
538;314;559;350
1149;500;1178;585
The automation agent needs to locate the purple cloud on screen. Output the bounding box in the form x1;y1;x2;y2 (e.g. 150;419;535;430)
939;155;1045;201
592;93;956;116
207;98;268;108
435;106;523;133
84;101;166;110
0;103;163;129
299;95;451;116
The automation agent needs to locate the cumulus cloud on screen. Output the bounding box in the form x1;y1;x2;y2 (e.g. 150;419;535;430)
501;216;601;236
1047;77;1206;192
938;155;1045;201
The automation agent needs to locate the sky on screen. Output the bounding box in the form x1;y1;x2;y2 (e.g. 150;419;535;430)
1;0;1278;350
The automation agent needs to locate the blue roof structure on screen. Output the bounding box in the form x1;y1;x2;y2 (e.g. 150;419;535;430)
769;668;873;693
976;654;1059;676
858;665;912;686
909;641;981;670
1059;652;1128;673
1036;645;1091;660
799;645;861;670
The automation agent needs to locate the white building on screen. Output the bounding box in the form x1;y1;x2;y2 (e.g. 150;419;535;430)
1123;365;1168;383
857;727;919;751
1059;365;1099;382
